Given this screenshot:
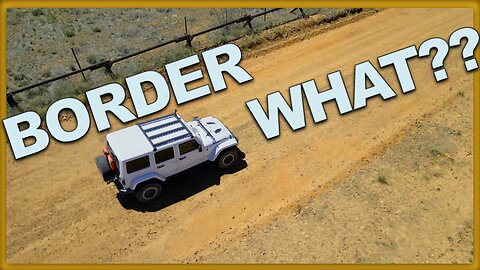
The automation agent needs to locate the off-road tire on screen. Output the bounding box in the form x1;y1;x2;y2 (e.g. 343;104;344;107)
135;182;163;203
95;156;115;181
217;148;239;169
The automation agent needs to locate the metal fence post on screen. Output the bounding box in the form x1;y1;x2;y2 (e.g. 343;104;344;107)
6;93;18;109
243;15;254;32
104;61;116;80
71;48;88;82
291;8;309;19
184;16;188;35
299;8;308;18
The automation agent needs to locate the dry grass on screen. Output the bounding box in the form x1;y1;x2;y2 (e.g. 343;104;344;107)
6;8;354;118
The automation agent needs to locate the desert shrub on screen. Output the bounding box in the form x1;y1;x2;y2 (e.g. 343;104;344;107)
430;149;441;157
267;28;285;41
214;33;228;46
231;27;247;39
42;70;52;78
116;44;135;55
46;13;56;23
13;72;26;82
29;94;48;108
50;83;68;100
163;46;191;65
25;87;43;99
240;34;261;49
50;80;93;101
6;105;21;118
87;54;98;64
20;92;49;118
92;26;102;33
377;175;388;185
63;28;75;38
31;9;44;17
70;81;94;96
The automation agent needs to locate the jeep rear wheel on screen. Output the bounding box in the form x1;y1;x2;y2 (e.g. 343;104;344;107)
135;182;163;203
217;148;239;169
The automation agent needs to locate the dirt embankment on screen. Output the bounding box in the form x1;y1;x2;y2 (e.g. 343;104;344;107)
6;8;474;263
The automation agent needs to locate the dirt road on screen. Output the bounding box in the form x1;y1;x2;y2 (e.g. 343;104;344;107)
6;8;473;263
195;83;474;264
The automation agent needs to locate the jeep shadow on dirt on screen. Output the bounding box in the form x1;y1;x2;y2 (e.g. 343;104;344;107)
95;112;247;210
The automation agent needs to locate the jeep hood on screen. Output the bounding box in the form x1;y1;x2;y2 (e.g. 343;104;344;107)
188;116;234;144
201;116;234;141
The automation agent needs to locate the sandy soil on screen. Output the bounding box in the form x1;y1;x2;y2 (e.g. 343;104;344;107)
6;8;474;263
194;87;474;264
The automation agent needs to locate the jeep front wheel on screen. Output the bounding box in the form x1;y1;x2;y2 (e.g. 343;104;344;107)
217;148;239;169
135;182;163;203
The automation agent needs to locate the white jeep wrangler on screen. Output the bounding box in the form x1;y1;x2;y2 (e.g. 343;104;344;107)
95;113;240;203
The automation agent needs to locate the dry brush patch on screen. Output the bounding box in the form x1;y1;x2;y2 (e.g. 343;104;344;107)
6;8;370;119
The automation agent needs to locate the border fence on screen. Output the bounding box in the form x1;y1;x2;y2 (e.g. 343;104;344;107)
6;8;363;109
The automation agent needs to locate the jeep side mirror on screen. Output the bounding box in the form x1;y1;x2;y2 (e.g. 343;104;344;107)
198;146;203;152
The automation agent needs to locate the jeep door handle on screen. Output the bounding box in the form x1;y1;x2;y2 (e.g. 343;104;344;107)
157;164;164;169
179;156;186;160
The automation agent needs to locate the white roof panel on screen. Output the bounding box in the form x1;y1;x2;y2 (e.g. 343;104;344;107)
106;125;153;161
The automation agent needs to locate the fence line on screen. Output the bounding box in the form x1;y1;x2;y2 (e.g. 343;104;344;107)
6;8;361;108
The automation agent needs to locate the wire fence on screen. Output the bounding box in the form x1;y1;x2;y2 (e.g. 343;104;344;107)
6;7;363;110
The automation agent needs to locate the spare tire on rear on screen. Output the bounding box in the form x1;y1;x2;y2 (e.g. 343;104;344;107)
96;156;115;181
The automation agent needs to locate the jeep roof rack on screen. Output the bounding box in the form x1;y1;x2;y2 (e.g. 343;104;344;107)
137;113;194;150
